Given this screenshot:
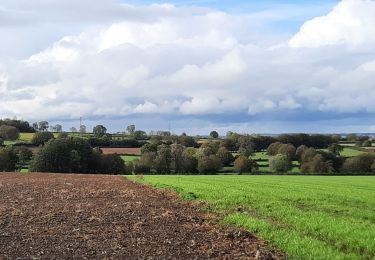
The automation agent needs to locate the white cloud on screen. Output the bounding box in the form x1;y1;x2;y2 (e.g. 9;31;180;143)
0;0;375;131
289;0;375;48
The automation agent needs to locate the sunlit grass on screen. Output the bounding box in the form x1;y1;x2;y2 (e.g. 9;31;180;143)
131;175;375;259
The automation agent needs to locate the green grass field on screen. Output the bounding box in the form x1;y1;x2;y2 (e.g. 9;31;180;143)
121;155;141;162
131;175;375;259
340;147;365;157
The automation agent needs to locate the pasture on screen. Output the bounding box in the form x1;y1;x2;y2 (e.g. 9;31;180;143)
133;175;375;259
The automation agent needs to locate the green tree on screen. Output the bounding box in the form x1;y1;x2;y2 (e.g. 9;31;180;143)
0;147;18;171
216;147;234;166
267;142;283;156
38;121;49;132
209;131;219;139
197;155;222;174
93;125;107;138
277;144;296;160
269;154;292;173
328;143;344;155
234;155;258;174
29;138;97;173
0;125;20;141
31;132;55;146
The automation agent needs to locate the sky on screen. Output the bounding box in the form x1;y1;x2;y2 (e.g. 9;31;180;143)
1;0;375;135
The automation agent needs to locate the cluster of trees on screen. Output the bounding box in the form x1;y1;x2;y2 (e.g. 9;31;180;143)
29;137;126;174
0;119;35;133
0;146;33;171
264;141;375;175
131;140;258;175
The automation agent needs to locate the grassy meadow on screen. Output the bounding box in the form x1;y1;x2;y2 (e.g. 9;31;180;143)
121;155;141;162
131;175;375;259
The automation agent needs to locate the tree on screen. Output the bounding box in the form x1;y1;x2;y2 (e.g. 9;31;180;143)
171;143;185;173
0;125;20;141
296;145;308;161
93;125;107;138
197;155;222;174
134;130;146;139
0;138;3;146
267;142;283;156
29;138;100;173
216;147;234;166
38;121;49;132
31;132;55;146
99;154;127;175
154;144;172;174
70;127;77;133
181;149;198;173
300;154;334;174
51;124;63;132
141;143;158;154
341;154;375;174
234;155;258;174
328;143;344;155
347;134;357;142
209;131;219;139
14;146;33;165
0;147;18;171
127;125;136;135
277;144;296;160
269;154;291;173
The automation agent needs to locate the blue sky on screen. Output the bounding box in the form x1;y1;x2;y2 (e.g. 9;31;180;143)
0;0;375;134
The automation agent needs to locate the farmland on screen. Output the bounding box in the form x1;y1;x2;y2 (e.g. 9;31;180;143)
132;175;375;259
0;173;281;259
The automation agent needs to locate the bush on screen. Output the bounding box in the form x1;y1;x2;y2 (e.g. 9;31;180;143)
0;125;20;141
0;147;18;171
234;155;258;174
269;154;291;173
31;132;54;146
197;155;222;174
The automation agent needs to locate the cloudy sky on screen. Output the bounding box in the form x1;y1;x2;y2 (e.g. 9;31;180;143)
1;0;375;134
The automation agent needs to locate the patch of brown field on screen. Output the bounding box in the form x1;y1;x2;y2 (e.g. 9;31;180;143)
0;173;284;259
100;147;141;155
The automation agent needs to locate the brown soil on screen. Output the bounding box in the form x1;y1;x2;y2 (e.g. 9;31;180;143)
0;173;283;259
100;147;141;155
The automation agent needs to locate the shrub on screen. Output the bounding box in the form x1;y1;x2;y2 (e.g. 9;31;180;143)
0;125;20;141
0;147;18;171
234;155;258;174
31;132;54;146
269;154;291;173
